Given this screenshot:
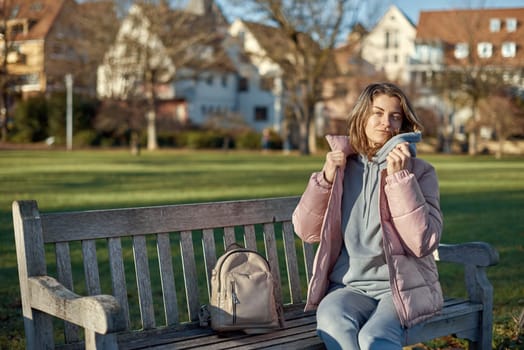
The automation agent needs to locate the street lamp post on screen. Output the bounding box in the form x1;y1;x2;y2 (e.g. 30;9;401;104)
65;74;73;151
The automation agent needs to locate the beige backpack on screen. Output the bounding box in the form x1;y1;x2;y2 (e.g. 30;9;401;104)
208;244;282;334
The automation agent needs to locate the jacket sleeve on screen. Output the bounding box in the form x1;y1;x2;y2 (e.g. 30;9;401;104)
384;163;443;257
292;172;332;243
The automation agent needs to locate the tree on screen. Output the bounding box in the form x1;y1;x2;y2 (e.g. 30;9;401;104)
225;0;368;155
0;0;20;142
97;0;229;151
478;92;524;158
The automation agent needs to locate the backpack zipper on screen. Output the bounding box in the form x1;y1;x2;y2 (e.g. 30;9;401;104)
231;281;239;324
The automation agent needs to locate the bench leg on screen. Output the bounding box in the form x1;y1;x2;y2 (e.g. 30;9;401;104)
24;310;54;350
85;330;118;350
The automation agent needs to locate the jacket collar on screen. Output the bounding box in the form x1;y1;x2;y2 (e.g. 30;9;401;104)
325;135;355;156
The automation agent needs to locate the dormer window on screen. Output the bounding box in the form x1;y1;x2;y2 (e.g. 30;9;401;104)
454;43;469;59
489;18;501;32
506;18;517;32
477;42;493;58
501;42;516;58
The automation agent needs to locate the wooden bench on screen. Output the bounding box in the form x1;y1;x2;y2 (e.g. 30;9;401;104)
13;197;499;350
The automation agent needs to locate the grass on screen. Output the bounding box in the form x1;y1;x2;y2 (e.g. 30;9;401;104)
0;148;523;349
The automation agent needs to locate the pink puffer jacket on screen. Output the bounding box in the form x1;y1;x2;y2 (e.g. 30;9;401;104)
292;135;444;328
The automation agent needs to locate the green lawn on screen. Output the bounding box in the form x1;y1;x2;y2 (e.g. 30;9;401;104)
1;149;523;349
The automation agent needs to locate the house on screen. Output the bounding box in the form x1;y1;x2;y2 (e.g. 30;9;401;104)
409;7;524;150
360;4;416;84
317;5;416;136
0;0;115;98
97;0;281;134
227;19;287;133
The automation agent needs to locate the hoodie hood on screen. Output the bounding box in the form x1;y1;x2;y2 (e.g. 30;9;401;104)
373;132;421;164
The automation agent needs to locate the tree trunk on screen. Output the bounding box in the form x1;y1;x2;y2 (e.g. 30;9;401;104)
298;121;310;155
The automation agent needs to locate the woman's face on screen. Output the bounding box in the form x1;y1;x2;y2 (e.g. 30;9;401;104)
364;94;404;147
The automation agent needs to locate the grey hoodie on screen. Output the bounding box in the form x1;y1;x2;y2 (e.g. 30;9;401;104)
329;132;421;297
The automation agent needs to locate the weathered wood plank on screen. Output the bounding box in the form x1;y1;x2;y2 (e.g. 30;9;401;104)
282;221;302;304
82;240;101;295
223;226;236;248
303;242;315;283
132;235;156;329
40;197;301;243
157;233;179;326
180;230;200;322
55;242;80;343
243;224;257;251
202;228;217;298
107;237;130;330
262;223;284;315
12;200;55;349
435;242;499;266
28;276;124;334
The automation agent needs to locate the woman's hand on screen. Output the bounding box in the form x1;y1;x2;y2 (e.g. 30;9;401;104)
323;151;346;183
386;142;411;175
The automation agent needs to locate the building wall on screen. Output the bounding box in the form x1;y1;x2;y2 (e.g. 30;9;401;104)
361;5;415;83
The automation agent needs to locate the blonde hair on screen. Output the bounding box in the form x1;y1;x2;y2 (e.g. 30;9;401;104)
348;82;423;158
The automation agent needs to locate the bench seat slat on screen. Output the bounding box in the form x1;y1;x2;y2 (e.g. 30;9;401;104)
157;233;179;326
133;235;156;329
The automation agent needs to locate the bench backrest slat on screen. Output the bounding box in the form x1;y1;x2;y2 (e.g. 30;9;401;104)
82;240;102;295
55;242;81;343
157;233;179;326
303;242;315;283
40;197;299;243
180;230;201;322
262;223;284;310
202;228;217;298
133;235;156;329
107;237;131;330
244;224;258;251
282;221;302;304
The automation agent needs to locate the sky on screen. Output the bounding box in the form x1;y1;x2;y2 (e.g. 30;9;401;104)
390;0;524;24
215;0;524;28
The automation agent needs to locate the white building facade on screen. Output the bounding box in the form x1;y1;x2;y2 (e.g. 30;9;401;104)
361;5;416;84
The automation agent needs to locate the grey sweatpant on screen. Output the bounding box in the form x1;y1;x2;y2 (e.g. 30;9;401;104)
316;286;406;350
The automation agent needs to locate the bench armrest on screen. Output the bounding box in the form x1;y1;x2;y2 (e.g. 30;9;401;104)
435;242;499;266
28;276;126;334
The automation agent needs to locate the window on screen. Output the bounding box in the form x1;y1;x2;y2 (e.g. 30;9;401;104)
221;75;228;87
385;31;390;49
237;77;248;92
501;42;516;58
477;42;493;58
206;75;213;85
454;43;469;59
254;106;268;122
506;18;517;32
260;76;274;91
490;18;501;32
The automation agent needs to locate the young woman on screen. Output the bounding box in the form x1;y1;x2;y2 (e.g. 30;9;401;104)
292;82;443;349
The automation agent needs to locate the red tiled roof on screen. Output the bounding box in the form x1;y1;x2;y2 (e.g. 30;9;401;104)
416;7;524;66
8;0;67;40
